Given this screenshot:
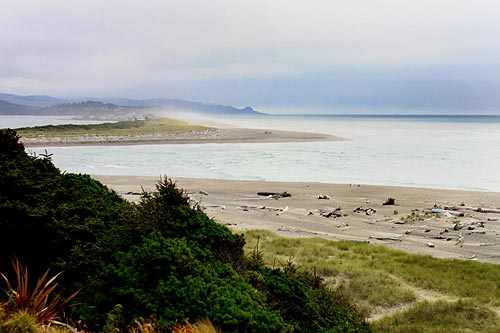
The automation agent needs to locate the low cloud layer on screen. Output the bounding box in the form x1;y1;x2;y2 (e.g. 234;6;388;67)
2;0;500;113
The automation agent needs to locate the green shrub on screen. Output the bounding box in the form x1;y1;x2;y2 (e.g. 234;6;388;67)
0;129;371;333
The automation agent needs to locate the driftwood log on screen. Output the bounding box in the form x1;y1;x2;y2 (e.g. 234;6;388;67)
257;191;291;199
450;206;500;214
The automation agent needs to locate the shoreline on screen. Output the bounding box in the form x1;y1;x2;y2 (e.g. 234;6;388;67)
21;127;345;147
94;175;500;265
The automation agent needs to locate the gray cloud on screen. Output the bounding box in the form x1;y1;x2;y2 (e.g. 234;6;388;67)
1;0;500;113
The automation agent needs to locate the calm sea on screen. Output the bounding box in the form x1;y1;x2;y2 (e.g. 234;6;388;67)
2;114;500;192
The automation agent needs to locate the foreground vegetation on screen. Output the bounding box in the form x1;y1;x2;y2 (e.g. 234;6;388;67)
14;117;214;138
0;128;371;332
244;230;500;332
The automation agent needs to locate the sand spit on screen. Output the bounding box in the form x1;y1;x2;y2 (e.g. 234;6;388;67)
21;127;343;147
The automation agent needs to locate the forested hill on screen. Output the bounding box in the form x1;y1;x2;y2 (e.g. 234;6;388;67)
0;92;262;117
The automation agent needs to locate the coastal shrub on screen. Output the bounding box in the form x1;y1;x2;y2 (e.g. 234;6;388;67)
136;178;247;272
0;129;372;332
246;263;372;333
0;128;136;286
83;233;288;332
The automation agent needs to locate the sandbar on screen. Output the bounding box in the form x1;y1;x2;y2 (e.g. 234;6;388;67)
21;127;343;147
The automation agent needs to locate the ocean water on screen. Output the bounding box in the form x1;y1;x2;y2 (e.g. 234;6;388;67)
3;114;500;192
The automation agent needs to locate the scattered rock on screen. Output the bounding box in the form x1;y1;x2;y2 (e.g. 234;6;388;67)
426;243;435;248
318;194;330;200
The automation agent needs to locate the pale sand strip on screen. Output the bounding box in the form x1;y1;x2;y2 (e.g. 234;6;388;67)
21;127;345;147
94;175;500;264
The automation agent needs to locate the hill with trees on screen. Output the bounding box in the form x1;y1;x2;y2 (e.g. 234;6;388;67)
0;92;262;117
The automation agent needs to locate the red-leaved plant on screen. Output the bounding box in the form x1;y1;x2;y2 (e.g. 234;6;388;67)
0;257;80;324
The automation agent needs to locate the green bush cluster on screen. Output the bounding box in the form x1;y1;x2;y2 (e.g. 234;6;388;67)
0;129;371;332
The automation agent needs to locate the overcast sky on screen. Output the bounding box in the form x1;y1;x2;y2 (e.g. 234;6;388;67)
2;0;500;113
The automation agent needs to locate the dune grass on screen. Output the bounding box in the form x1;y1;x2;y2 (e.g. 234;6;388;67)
15;117;214;138
373;299;500;333
243;230;500;331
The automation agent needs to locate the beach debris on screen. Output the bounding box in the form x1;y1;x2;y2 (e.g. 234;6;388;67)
257;191;291;199
337;222;349;228
405;229;415;234
455;234;464;247
467;230;486;235
319;207;345;218
353;206;377;215
317;194;330;200
204;204;226;210
469;254;478;261
431;208;464;217
488;218;498;221
276;206;289;215
123;191;141;195
239;205;264;212
453;221;484;230
365;208;376;216
383;197;396;205
199;190;209;195
431;235;448;240
449;206;500;214
368;236;402;242
426;243;435;248
366;200;370;204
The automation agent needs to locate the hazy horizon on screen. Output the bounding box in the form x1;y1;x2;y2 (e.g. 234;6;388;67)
3;1;500;115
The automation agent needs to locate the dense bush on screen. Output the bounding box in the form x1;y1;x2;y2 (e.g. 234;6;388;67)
0;129;372;332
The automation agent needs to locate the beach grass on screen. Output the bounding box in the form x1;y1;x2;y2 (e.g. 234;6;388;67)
243;230;500;331
373;299;500;333
15;117;214;138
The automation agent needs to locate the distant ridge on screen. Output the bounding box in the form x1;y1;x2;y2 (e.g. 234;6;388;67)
0;92;67;107
0;92;262;117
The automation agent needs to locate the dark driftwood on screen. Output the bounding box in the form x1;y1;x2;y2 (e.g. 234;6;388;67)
451;206;500;214
383;197;396;205
257;191;291;199
368;236;402;241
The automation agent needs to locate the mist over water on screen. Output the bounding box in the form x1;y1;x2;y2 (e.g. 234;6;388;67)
5;114;500;192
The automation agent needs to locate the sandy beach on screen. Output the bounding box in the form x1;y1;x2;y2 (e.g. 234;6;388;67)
94;175;500;265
